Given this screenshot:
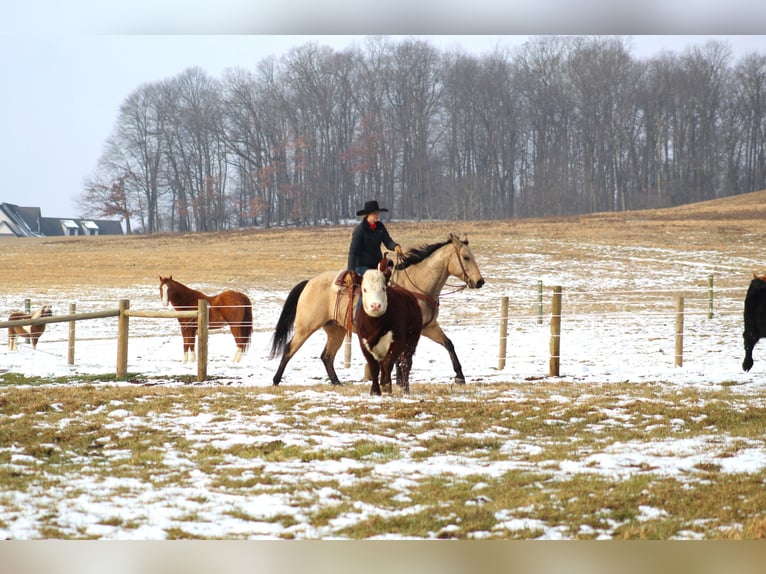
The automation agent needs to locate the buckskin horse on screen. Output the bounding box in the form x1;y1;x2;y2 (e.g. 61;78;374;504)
357;263;423;396
270;232;485;386
7;305;53;351
743;273;766;372
159;275;253;362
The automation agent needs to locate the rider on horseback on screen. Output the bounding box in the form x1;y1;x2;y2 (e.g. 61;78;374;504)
347;200;403;276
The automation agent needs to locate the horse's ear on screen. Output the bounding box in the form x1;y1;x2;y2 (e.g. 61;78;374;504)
460;234;469;244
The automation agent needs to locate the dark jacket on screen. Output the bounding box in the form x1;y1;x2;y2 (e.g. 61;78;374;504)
347;219;398;271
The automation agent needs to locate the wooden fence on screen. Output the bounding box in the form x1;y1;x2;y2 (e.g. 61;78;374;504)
0;299;210;382
494;274;730;377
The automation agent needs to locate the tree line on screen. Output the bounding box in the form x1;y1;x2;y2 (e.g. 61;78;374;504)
81;36;766;233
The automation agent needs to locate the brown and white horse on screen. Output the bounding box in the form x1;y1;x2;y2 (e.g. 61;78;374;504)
7;305;53;351
271;233;485;386
159;275;253;362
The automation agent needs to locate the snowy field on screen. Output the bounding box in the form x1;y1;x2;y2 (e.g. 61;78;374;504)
1;238;765;540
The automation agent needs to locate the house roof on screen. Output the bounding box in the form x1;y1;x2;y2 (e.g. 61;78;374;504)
0;203;42;237
1;203;123;237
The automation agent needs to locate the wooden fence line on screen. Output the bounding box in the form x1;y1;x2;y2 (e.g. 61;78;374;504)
497;285;714;375
2;299;210;382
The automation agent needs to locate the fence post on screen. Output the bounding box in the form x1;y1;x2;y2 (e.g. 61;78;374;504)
344;332;352;368
675;296;684;367
498;296;509;370
537;280;543;325
549;286;562;377
24;298;31;314
116;299;129;380
708;274;714;319
197;299;209;382
68;302;76;366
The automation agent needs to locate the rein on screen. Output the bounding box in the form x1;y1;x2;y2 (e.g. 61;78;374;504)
393;238;469;300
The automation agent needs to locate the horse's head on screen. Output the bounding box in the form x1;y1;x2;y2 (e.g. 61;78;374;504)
30;305;53;320
361;269;389;318
448;233;485;289
159;275;173;306
378;254;394;280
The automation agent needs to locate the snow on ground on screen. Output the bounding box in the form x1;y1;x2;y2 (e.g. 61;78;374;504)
1;239;765;539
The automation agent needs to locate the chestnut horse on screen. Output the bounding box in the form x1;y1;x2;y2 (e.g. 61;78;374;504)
271;233;485;386
159;276;253;362
8;305;53;351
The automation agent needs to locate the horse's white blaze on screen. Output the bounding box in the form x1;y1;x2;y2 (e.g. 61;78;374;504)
363;331;394;362
161;284;169;306
361;269;388;317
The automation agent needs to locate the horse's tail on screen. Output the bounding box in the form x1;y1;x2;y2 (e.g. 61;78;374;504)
270;279;308;358
242;298;253;351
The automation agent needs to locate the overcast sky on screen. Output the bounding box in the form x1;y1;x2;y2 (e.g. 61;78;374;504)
1;3;765;219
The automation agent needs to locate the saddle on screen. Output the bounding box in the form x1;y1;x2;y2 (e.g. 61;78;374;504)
334;270;361;333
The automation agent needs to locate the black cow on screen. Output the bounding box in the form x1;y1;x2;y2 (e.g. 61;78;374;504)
743;274;766;372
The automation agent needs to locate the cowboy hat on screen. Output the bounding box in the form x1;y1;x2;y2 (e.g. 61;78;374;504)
356;200;389;216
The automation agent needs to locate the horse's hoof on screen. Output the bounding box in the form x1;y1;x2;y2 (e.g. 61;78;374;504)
454;377;466;385
330;380;344;386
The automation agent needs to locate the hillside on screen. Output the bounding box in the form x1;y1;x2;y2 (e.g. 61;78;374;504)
1;190;764;292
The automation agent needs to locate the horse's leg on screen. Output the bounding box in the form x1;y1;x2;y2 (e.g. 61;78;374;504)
422;321;466;384
273;325;319;385
229;313;250;363
8;329;16;352
320;323;347;386
181;324;197;363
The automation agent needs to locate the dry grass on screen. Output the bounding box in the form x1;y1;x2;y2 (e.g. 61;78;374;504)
2;382;766;539
2;189;765;294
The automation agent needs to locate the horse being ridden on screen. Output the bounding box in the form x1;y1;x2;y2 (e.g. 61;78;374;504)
357;262;423;396
270;232;485;386
7;305;53;351
159;275;253;363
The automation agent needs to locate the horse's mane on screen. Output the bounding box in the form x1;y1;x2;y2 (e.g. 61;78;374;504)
395;237;467;271
30;306;51;319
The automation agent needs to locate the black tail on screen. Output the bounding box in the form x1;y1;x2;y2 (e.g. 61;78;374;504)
270;280;309;358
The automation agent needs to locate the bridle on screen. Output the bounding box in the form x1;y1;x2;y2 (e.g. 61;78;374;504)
392;237;470;298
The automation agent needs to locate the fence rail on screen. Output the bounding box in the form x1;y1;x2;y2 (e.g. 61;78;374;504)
3;276;748;383
493;278;744;376
3;299;210;382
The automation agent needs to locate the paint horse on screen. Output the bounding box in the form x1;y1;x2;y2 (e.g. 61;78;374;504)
159;276;253;362
743;273;766;372
271;233;485;386
7;305;53;351
356;262;423;396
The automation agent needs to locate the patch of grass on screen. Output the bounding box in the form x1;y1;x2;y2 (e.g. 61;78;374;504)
344;440;400;461
3;382;766;539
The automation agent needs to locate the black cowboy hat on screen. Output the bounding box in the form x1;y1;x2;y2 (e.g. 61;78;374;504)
356;200;389;216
